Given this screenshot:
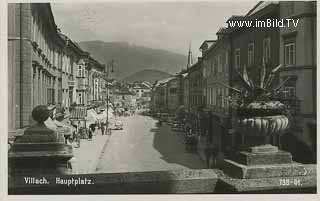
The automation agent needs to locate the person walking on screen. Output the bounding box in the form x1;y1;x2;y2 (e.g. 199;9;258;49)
88;124;95;140
101;122;105;135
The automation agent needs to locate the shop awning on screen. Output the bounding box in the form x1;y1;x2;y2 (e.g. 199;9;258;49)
85;109;99;126
70;107;87;120
54;120;76;136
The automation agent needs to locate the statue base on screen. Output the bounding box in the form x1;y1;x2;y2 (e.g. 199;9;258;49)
220;144;317;193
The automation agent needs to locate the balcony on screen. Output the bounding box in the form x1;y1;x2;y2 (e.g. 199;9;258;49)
77;84;86;90
68;80;75;87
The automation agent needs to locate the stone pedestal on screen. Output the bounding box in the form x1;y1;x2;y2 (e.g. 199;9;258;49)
220;144;317;193
9;123;73;175
223;144;310;179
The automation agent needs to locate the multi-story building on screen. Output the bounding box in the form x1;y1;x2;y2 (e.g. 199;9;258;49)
179;72;189;109
229;2;280;89
58;33;83;110
150;77;173;113
203;29;231;121
167;76;182;113
199;30;232;156
8;3;67;130
132;82;151;99
112;89;136;109
188;59;205;112
75;53;105;107
8;3;105;135
87;57;105;106
278;1;316;162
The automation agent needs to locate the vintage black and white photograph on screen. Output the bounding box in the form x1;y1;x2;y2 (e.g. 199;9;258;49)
6;0;317;195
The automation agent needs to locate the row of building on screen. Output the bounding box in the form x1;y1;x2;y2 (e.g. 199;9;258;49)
109;81;152;110
150;1;316;163
8;3;107;132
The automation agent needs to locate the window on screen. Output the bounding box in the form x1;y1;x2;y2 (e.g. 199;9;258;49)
221;89;225;108
203;61;207;77
248;43;254;66
78;66;82;76
207;88;210;105
218;54;223;73
214;58;218;74
78;93;83;104
216;88;220;107
235;48;240;69
212;88;216;106
263;37;271;62
286;2;295;16
225;51;228;70
210;59;214;74
225;88;229;108
284;43;295;66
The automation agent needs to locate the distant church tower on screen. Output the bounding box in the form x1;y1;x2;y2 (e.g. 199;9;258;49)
187;42;193;69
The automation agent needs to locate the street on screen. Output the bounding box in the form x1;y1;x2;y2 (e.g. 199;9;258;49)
95;112;206;173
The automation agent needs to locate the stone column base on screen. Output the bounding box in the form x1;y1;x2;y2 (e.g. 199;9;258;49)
220;144;317;192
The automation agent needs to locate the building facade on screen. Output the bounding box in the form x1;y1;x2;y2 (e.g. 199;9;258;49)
278;1;317;162
188;60;204;112
8;3;105;134
8;3;66;130
167;76;182;113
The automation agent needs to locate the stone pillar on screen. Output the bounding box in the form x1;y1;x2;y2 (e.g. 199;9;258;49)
19;3;33;127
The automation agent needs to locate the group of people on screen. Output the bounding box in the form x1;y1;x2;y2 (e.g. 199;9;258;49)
69;121;110;148
88;121;110;139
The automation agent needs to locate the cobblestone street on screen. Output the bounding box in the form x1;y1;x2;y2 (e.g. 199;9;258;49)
95;113;206;173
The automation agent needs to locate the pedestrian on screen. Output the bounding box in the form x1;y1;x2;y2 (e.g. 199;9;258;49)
101;122;105;135
88;124;95;140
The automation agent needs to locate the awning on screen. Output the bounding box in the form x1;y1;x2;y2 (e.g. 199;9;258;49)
44;117;73;136
54;120;75;136
70;107;87;120
85;109;99;126
96;110;114;121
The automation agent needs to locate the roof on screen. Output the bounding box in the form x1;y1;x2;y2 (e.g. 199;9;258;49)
70;107;87;120
188;60;202;71
199;40;216;49
226;15;245;22
154;77;175;88
246;1;279;17
114;89;135;95
216;27;233;35
133;82;151;89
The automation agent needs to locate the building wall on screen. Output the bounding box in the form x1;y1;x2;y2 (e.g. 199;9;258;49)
203;38;231;118
189;62;204;111
167;78;181;113
76;58;87;105
182;77;189;108
278;1;316;151
230;12;280;85
8;3;66;129
8;3;106;132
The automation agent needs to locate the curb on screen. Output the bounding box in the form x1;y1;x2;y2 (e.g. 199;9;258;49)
90;132;112;172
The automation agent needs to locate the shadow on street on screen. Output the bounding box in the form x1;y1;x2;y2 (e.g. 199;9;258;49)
151;123;206;169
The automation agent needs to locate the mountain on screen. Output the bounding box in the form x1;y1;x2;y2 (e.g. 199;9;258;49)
78;41;187;80
121;69;172;84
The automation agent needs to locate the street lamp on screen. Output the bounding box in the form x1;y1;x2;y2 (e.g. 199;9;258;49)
105;60;116;133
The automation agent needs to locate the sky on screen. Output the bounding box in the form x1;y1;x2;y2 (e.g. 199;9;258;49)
51;1;257;57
